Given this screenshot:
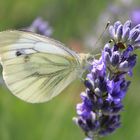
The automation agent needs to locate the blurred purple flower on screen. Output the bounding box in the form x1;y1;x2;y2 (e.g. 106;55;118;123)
131;9;140;25
26;17;53;36
74;20;140;140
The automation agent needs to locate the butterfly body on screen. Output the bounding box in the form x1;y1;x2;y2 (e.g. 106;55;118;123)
0;31;88;103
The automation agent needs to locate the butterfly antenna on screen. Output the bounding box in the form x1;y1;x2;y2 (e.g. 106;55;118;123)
91;21;110;55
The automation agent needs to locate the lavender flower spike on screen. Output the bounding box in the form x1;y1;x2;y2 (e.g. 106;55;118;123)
73;20;138;140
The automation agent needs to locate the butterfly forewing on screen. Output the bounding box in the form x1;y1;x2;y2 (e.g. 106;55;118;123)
0;31;82;103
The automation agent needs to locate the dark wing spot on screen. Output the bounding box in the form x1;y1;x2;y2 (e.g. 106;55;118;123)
16;51;23;56
15;49;26;57
15;49;30;62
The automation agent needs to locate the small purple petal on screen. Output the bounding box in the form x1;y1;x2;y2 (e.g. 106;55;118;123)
109;26;115;39
122;27;130;42
94;88;101;96
123;20;131;29
119;61;129;72
114;21;122;32
129;29;140;42
116;25;123;41
134;39;140;46
110;51;120;66
102;51;110;65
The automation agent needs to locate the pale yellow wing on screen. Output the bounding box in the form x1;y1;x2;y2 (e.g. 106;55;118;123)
0;30;82;103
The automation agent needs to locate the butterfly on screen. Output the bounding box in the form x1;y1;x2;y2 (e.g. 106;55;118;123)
0;30;89;103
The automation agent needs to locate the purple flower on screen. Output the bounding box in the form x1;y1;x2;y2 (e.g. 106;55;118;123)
25;17;53;36
74;20;138;140
109;20;140;48
98;115;121;136
131;9;140;25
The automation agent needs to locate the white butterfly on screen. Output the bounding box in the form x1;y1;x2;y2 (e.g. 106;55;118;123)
0;30;89;103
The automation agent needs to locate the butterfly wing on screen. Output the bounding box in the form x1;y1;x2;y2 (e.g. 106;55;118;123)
0;31;82;103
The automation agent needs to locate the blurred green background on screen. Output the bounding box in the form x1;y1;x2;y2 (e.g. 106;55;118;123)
0;0;140;140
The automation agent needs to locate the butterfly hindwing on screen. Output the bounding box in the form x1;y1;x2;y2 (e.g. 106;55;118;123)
0;31;82;103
